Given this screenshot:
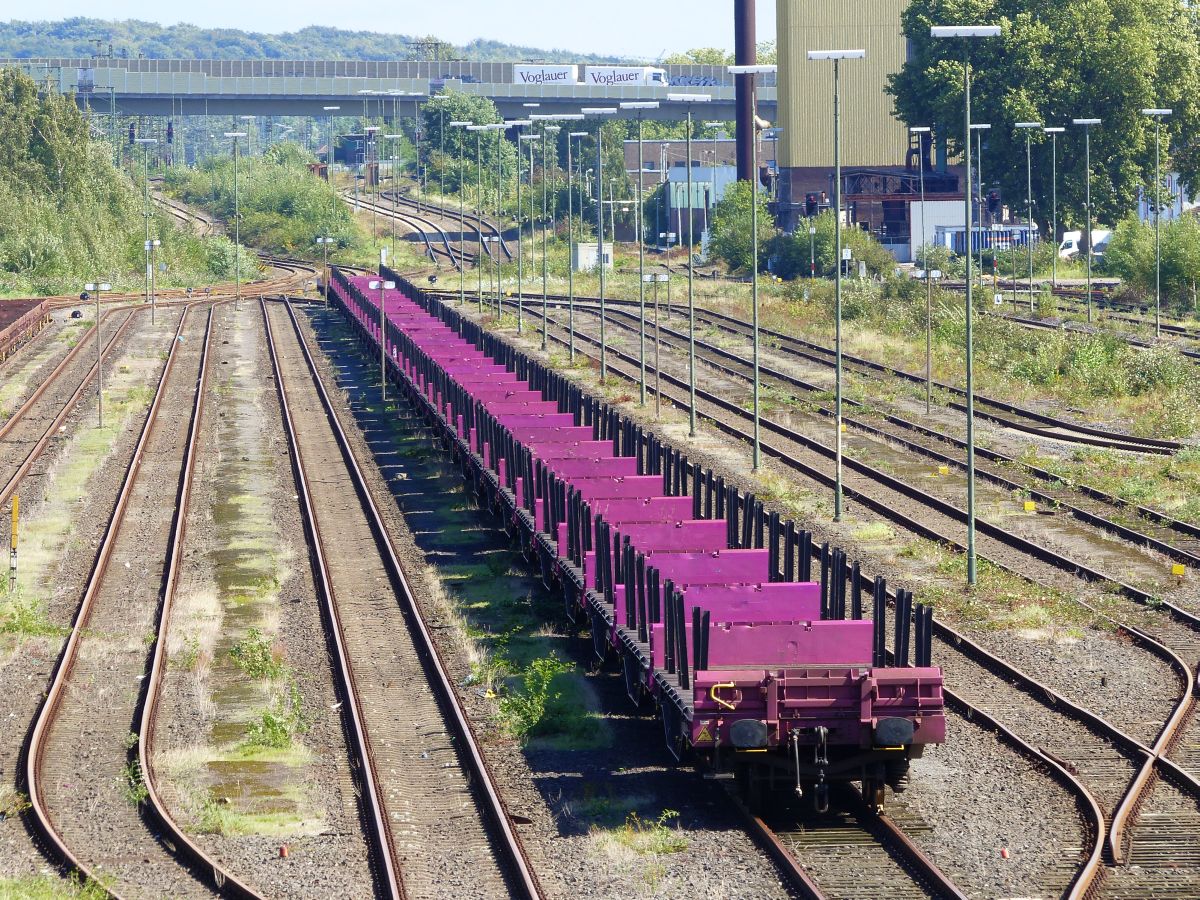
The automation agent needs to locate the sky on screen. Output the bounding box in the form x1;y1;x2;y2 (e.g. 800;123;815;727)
24;1;777;59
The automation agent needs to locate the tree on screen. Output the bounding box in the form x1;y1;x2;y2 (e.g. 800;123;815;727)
767;211;897;281
888;0;1200;235
1105;213;1200;309
419;90;514;196
709;181;772;273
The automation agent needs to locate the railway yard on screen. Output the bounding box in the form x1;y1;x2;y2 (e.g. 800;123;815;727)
4;8;1200;896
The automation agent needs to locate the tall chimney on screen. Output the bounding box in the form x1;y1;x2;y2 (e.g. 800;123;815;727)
734;0;756;182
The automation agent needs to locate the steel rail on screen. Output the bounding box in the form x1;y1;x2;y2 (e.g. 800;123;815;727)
0;309;137;508
341;191;464;269
137;303;268;898
273;295;543;898
539;291;1179;454
516;296;1198;874
23;301;260;899
260;298;406;900
381;188;513;261
537;297;1200;567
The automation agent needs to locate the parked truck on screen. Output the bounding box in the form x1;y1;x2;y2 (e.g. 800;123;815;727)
1059;229;1112;260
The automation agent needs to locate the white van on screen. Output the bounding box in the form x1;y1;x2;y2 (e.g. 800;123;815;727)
1059;229;1112;260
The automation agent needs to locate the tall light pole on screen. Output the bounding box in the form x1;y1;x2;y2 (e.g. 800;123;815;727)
538;121;564;350
970;123;990;281
622;100;660;406
467;124;488;311
134;137;157;315
369;262;395;400
84;282;111;427
728;65;776;471
581;107;617;379
382;132;404;258
449;120;473;305
1072;118;1101;322
323;106;340;183
568;130;589;363
494;124;505;315
223;131;248;310
506;118;533;330
1015;121;1042;311
519;130;543;333
910;125;933;415
1044;126;1064;289
1143;108;1172;337
932;23;1002;587
666;93;712;437
807;50;864;521
364;125;381;241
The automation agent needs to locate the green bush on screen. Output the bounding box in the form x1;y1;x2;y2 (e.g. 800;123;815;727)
228;627;284;679
498;654;573;739
768;210;897;281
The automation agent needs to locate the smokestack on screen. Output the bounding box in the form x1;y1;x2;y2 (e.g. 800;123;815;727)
734;0;756;182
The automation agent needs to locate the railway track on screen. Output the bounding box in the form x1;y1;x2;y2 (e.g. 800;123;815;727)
508;295;1200;586
0;307;136;506
326;279;1107;899
261;296;542;899
479;290;1200;896
23;301;265;898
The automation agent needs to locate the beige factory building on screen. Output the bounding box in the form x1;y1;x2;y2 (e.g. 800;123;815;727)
774;0;916;233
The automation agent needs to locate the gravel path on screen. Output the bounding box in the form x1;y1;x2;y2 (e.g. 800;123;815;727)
297;302;800;900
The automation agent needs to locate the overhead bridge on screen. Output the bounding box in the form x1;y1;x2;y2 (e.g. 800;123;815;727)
5;58;776;120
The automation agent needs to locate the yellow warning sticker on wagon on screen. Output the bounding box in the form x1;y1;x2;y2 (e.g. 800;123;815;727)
694;723;715;744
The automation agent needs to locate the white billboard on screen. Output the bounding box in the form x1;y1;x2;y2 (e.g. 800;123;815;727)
584;66;668;87
512;65;579;86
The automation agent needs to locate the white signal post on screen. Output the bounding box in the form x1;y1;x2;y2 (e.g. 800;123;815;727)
910;126;933;415
581;107;617;378
223;131;248;310
1044;127;1065;289
1142;108;1172;337
449;121;474;306
145;239;161;324
1014;122;1042;311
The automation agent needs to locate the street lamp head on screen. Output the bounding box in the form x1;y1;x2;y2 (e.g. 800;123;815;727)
1072;118;1102;126
807;49;866;61
970;123;992;130
1044;127;1065;134
364;125;380;133
930;26;1002;38
580;107;618;115
134;137;158;144
620;101;661;110
505;119;533;127
449;120;473;127
551;113;585;121
466;124;487;131
519;134;543;141
222;132;247;138
569;131;590;138
544;125;561;132
523;102;541;108
665;94;712;103
1142;108;1173;116
239;115;254;121
323;106;340;111
728;64;778;75
909;126;932;133
84;282;112;291
1014;122;1042;129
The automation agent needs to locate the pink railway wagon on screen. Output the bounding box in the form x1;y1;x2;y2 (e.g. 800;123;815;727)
329;268;946;810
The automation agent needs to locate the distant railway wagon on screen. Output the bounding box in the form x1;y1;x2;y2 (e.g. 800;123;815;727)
327;268;946;809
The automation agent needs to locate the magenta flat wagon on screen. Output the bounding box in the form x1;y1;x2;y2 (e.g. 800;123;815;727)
328;269;946;810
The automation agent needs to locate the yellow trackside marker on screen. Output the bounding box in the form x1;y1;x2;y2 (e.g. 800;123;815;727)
694;722;715;744
1023;501;1036;512
937;465;949;476
1172;563;1186;577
